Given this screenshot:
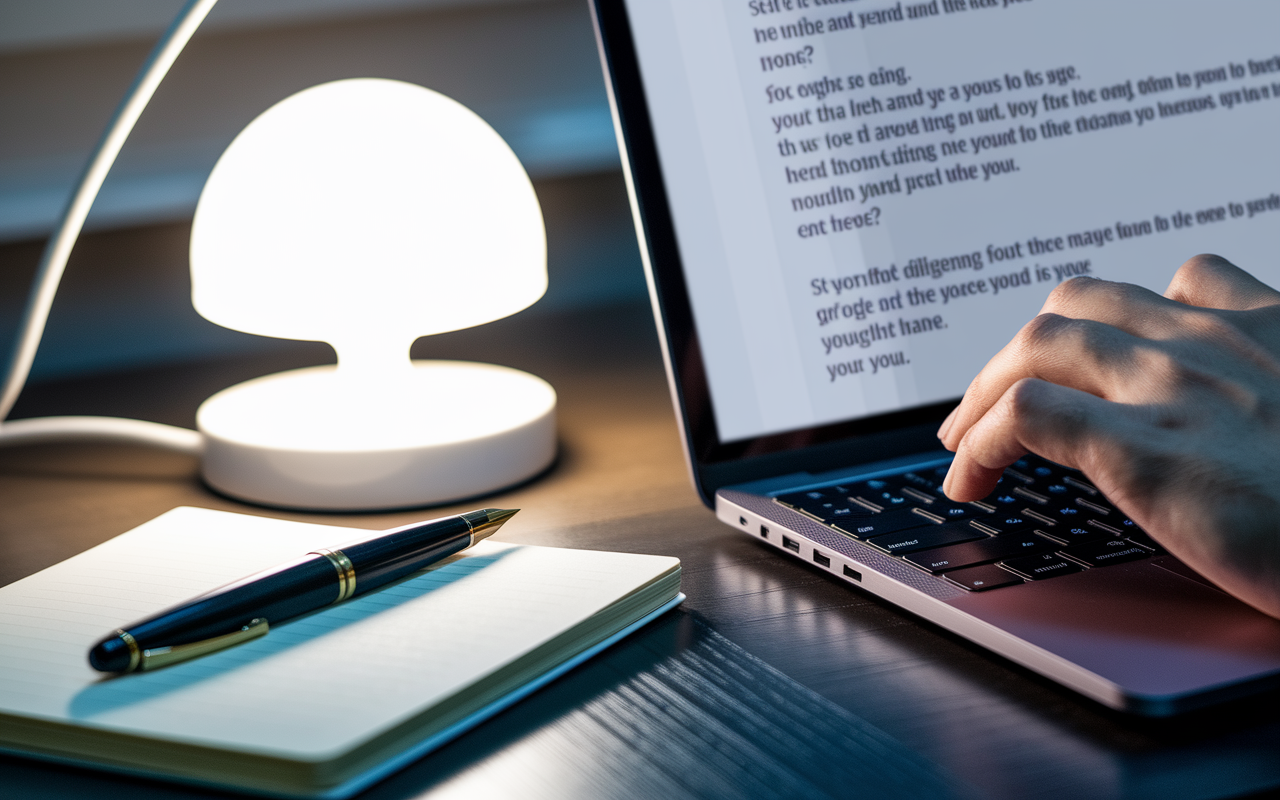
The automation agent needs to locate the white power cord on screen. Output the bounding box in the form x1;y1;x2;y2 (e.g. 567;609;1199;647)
0;0;219;456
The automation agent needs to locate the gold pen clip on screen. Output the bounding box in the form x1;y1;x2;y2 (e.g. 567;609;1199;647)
137;618;270;672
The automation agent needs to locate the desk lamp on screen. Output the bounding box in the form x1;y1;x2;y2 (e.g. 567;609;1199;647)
0;1;556;511
192;78;556;510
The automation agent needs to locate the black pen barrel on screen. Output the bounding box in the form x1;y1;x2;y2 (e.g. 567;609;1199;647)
90;556;340;671
342;515;473;595
90;512;495;673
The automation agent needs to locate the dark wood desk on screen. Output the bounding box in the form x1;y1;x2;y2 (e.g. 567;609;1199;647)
2;302;1278;800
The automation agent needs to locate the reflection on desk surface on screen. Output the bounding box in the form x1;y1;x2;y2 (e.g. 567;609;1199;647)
2;300;1279;799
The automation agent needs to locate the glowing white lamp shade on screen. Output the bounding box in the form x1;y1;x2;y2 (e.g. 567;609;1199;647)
191;78;556;510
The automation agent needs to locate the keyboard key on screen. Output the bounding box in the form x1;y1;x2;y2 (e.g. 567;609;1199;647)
853;491;914;510
877;492;913;509
1033;466;1055;478
1001;552;1085;580
944;564;1025;592
1013;487;1049;505
901;471;943;494
985;491;1021;508
1036;524;1106;545
867;523;986;555
821;504;878;523
1075;497;1112;516
900;486;938;505
778;496;875;524
1061;538;1151;568
1004;468;1034;485
1020;508;1058;527
1062;475;1099;495
1046;504;1083;522
970;514;1037;536
862;478;900;493
832;508;934;539
1045;482;1070;496
908;507;947;524
930;502;977;522
776;489;837;508
1086;519;1123;536
904;533;1052;573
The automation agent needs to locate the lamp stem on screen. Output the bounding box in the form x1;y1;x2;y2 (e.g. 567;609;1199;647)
332;339;418;386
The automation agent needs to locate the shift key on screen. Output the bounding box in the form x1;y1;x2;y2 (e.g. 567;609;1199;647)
867;523;986;555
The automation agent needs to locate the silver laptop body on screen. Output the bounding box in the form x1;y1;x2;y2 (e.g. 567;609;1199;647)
591;0;1280;714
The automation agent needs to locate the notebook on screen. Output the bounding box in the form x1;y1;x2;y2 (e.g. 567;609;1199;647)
0;507;683;797
590;0;1280;713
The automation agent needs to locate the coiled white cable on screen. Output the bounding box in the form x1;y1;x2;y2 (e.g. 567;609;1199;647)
0;0;219;456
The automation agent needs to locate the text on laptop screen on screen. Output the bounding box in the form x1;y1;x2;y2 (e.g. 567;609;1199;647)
622;0;1280;443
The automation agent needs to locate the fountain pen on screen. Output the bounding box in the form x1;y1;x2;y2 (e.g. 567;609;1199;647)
88;508;518;674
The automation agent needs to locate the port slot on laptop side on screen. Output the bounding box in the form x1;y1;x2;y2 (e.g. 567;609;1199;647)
782;536;800;553
813;551;831;568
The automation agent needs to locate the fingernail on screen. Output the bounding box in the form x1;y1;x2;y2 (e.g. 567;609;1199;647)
937;407;959;439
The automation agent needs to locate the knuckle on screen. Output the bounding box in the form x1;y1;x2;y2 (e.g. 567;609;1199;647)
1018;314;1124;366
1018;313;1067;350
1166;254;1227;301
1004;377;1048;418
1177;253;1233;281
1044;276;1138;316
1044;276;1095;310
1003;378;1090;443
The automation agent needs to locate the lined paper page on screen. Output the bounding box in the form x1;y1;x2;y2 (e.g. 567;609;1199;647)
0;507;679;760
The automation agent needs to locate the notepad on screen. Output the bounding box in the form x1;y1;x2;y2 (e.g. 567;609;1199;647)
0;507;682;797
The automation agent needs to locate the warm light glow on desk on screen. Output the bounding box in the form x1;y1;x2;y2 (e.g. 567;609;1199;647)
190;78;556;510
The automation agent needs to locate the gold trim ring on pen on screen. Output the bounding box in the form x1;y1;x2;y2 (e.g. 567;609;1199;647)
310;548;357;603
117;628;141;673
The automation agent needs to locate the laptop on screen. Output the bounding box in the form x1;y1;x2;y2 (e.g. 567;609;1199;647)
589;0;1280;715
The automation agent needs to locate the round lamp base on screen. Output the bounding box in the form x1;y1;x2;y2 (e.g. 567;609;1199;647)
197;361;557;511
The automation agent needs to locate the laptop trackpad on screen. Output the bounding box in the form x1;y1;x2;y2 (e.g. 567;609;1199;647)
947;561;1280;707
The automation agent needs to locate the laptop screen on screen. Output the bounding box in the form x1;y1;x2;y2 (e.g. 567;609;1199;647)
613;0;1280;447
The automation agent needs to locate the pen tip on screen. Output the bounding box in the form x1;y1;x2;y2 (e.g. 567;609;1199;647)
470;508;518;539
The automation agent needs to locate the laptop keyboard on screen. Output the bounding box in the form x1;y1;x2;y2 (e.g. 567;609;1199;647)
774;454;1163;592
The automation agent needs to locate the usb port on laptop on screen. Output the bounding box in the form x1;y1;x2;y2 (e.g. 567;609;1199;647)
813;551;831;567
782;536;800;552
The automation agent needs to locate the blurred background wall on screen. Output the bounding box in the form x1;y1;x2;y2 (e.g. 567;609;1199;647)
0;0;648;381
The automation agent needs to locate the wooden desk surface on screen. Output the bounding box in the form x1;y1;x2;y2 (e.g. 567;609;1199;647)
1;302;1278;800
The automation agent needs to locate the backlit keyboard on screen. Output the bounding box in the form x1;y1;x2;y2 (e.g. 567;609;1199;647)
774;454;1162;592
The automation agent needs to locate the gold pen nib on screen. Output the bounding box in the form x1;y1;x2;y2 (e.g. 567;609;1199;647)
464;508;519;540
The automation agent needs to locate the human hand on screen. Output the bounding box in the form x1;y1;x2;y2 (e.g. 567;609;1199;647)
938;255;1280;619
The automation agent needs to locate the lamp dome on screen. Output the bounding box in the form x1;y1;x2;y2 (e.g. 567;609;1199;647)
190;78;547;351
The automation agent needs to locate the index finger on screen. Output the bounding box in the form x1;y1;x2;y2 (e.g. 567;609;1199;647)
943;377;1140;502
